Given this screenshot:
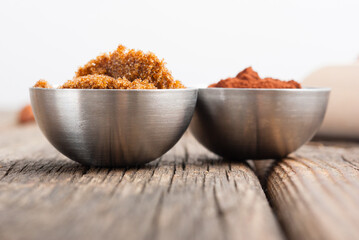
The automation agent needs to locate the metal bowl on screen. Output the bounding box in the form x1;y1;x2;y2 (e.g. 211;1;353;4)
30;88;198;167
190;88;330;160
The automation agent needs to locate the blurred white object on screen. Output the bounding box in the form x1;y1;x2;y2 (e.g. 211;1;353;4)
303;60;359;139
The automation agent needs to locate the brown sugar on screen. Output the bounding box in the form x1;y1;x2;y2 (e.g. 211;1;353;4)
209;67;301;89
18;105;35;124
76;45;185;89
33;79;52;88
61;74;156;89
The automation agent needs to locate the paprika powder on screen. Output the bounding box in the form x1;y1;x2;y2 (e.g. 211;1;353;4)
209;67;301;89
18;105;35;124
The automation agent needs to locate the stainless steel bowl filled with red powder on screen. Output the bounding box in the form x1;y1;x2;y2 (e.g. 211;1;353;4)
191;67;330;160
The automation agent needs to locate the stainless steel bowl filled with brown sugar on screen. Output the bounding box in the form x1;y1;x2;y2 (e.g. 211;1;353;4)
190;87;330;160
30;88;198;167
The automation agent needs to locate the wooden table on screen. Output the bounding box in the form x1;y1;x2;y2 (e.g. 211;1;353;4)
1;117;359;240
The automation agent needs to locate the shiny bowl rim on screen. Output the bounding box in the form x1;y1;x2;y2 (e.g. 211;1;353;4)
197;87;331;92
29;87;198;92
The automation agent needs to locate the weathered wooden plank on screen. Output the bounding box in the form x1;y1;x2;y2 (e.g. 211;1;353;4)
255;141;359;240
0;124;283;240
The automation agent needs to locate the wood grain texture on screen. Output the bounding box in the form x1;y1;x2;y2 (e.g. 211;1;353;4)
255;141;359;240
0;124;283;240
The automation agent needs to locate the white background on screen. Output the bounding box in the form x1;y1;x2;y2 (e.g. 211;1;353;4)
0;0;358;110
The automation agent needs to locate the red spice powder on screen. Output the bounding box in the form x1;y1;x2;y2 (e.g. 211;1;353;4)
209;67;301;89
18;105;35;124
